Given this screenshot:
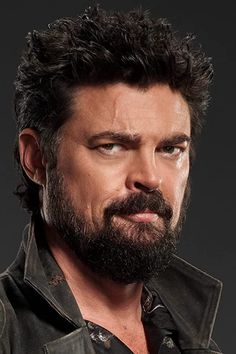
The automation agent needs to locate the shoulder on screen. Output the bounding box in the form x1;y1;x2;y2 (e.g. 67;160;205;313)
0;273;16;353
0;272;17;334
0;269;25;352
0;285;6;338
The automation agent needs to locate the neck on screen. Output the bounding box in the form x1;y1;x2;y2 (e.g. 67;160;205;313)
44;223;143;326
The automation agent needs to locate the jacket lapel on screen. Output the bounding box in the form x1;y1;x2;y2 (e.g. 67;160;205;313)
148;255;222;351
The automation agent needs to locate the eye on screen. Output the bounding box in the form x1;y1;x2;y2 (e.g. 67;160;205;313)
97;143;124;155
161;145;184;157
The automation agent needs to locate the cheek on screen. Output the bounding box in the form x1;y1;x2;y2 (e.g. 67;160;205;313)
163;160;189;225
57;153;127;219
172;173;189;225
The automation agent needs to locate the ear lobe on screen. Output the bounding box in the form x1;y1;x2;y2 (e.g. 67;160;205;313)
18;128;46;185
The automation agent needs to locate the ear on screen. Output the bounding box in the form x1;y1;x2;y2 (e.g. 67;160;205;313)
18;128;46;186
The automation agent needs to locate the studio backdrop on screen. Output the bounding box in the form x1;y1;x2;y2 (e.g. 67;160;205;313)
0;1;235;352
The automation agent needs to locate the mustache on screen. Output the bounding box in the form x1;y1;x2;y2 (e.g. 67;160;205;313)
104;190;173;221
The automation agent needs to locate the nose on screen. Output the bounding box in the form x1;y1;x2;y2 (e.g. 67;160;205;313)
125;151;162;193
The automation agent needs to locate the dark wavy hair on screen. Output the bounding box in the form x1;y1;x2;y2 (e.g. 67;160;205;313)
14;5;213;215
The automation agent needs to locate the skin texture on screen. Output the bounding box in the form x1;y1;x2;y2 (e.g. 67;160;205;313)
19;83;191;354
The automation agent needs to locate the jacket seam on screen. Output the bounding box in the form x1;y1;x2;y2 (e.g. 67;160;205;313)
0;273;9;281
0;298;6;339
43;345;49;354
206;285;222;347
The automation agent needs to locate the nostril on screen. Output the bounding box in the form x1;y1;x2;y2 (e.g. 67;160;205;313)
134;182;156;193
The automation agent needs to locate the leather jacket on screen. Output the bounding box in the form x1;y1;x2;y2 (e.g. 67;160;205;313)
0;219;223;353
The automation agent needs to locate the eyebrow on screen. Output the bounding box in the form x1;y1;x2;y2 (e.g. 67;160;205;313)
87;131;141;145
87;130;191;146
160;134;191;147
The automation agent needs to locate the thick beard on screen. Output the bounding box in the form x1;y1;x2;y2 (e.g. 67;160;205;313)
46;168;189;284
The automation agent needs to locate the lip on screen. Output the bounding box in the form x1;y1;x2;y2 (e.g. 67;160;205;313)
123;211;159;223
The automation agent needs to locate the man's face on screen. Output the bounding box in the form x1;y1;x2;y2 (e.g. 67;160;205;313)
44;83;191;283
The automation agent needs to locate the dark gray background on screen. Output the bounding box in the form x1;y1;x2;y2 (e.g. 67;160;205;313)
0;1;235;352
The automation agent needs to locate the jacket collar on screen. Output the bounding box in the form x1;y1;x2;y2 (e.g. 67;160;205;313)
22;219;85;329
12;218;222;351
147;255;222;350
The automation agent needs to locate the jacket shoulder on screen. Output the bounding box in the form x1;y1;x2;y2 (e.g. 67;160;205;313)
0;273;15;353
0;279;7;338
0;272;18;330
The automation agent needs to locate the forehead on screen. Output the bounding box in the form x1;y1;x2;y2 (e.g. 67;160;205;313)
66;83;190;139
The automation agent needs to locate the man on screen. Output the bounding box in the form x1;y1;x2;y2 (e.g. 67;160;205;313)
0;5;222;353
